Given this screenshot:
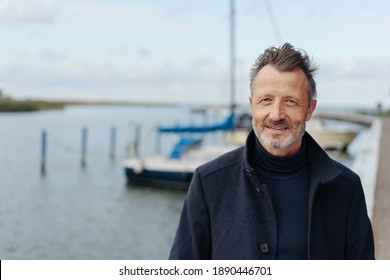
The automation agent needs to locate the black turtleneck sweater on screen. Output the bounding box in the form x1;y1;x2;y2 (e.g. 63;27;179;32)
251;139;309;260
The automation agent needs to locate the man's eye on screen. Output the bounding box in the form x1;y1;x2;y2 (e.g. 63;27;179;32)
286;99;297;106
260;98;272;105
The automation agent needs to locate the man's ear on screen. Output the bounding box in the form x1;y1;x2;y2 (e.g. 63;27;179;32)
306;99;317;121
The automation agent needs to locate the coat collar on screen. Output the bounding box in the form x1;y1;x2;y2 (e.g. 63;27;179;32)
243;130;342;186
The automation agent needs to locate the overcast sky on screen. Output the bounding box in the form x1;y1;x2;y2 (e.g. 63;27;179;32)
1;0;389;109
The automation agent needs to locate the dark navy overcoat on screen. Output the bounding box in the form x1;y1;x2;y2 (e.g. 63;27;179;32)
169;130;375;259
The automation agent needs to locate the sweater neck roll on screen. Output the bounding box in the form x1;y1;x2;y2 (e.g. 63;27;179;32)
252;137;307;177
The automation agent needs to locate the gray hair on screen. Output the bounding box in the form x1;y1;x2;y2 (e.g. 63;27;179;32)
250;43;318;102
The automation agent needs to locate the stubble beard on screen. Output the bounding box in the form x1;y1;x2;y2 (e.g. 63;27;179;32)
252;118;306;150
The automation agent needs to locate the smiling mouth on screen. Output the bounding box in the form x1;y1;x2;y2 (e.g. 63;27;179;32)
265;125;289;131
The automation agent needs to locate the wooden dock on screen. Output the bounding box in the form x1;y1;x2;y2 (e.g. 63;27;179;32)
373;117;390;259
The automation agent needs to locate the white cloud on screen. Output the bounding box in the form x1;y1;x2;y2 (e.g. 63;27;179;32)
63;0;156;26
1;0;389;109
0;0;62;23
39;50;67;61
3;53;388;108
317;58;390;107
0;58;232;104
320;58;390;81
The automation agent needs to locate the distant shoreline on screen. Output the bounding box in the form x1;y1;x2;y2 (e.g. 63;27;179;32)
0;99;178;113
1;98;389;117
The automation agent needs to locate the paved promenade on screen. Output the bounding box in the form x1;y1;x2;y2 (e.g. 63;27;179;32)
373;117;390;260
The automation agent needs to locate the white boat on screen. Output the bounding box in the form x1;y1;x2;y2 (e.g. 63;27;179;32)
124;141;238;189
123;113;239;189
306;118;359;151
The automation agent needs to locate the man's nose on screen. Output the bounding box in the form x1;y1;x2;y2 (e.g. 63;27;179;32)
269;101;284;120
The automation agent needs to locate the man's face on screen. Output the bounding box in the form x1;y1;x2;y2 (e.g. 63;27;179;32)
250;65;317;157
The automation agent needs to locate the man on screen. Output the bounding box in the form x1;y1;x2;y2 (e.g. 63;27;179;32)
169;43;375;259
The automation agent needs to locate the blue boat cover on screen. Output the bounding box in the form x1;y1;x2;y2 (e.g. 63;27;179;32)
159;113;235;133
170;137;202;159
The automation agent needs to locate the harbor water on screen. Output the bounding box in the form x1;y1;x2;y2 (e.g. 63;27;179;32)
0;105;365;259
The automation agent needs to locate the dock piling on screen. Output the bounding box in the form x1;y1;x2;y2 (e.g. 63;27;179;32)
134;125;141;157
110;126;116;159
41;129;47;174
81;126;88;167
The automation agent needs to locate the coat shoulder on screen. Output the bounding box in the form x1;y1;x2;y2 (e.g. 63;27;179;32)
196;146;245;179
332;159;360;183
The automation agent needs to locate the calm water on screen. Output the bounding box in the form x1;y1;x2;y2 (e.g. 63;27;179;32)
0;105;207;260
0;105;363;259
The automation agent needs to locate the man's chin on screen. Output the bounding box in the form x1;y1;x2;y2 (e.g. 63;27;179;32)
260;135;292;150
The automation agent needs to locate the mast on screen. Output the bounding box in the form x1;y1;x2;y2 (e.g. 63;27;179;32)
229;0;236;115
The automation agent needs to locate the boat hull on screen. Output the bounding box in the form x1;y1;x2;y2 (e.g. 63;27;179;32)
124;144;239;189
125;168;192;190
306;130;358;151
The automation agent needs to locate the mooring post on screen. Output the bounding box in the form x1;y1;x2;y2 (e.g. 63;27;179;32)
41;129;47;174
110;126;116;159
155;128;161;155
134;125;141;157
81;126;88;167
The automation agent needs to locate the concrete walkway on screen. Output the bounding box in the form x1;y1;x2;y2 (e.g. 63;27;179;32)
373;117;390;260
